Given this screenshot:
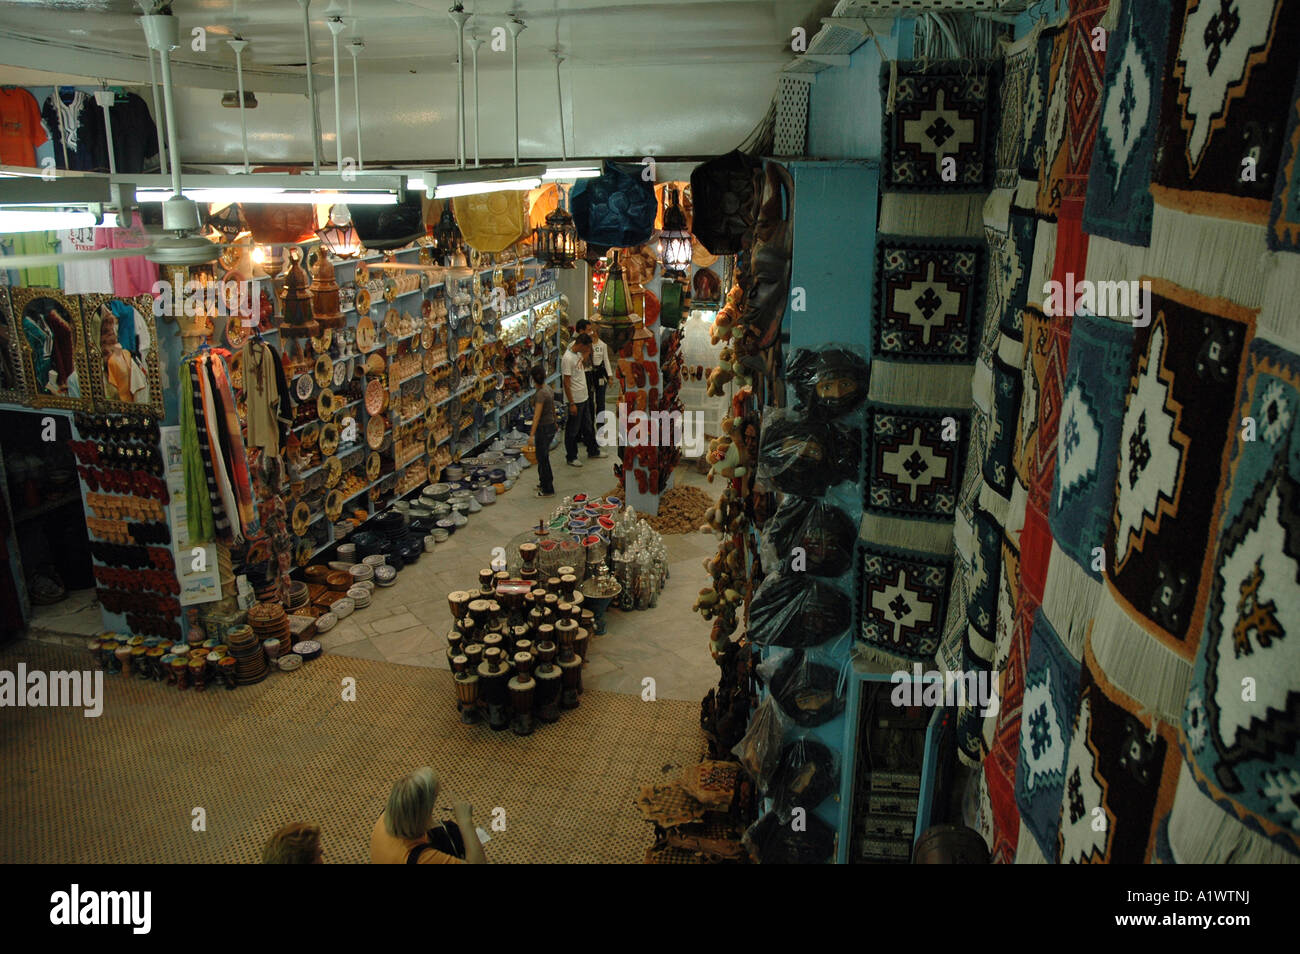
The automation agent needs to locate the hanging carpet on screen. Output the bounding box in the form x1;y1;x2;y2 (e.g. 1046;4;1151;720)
1268;65;1300;252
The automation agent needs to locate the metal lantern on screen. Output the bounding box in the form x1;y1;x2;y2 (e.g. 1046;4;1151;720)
596;249;638;355
534;205;578;269
433;204;463;263
316;205;361;259
657;185;692;280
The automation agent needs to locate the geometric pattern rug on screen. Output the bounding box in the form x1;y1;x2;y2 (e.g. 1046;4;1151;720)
0;641;703;864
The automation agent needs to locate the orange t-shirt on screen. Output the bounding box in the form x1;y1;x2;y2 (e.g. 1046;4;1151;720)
0;88;47;167
369;814;464;864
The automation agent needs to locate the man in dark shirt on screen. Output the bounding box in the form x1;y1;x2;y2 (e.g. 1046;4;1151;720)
528;364;556;497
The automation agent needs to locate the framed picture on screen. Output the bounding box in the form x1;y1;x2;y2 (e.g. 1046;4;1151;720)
0;290;31;405
7;287;90;410
80;293;163;415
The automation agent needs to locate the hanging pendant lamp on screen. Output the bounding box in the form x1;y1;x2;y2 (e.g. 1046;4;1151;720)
657;185;692;280
596;250;638;355
534;187;577;269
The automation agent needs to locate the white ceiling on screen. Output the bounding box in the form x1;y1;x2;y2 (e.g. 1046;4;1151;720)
0;1;831;165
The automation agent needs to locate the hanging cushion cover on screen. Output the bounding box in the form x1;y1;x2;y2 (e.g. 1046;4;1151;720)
570;160;656;249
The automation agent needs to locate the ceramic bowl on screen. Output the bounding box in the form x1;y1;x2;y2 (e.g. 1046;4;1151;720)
349;563;375;581
333;597;355;618
424;535;437;552
278;654;304;672
315;612;338;633
375;565;398;585
362;554;387;568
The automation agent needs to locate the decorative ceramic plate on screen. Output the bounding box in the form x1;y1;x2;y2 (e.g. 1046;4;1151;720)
472;350;484;375
472;299;484;323
317;388;335;421
278;654;303;672
426;430;437;457
323;455;341;488
291;502;311;536
295;540;314;566
364;378;386;416
354;287;372;315
226;317;249;350
366;451;381;482
325;489;344;521
320;421;340;457
354;260;369;284
332;356;350;388
311;328;333;353
383;277;397;303
384;307;401;336
295;373;315;401
314;354;333;388
421;323;435;349
356;315;377;352
422;348;438;375
366;415;385;450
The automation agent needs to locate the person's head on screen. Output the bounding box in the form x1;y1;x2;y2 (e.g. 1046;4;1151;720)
574;319;591;335
262;822;323;864
99;310;118;351
529;364;546;388
385;767;439;839
571;333;592;358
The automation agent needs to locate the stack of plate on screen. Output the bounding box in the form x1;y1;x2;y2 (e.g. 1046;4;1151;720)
375;565;398;587
225;624;270;685
337;543;357;562
362;554;386;569
348;585;372;608
333;596;356;619
286;581;311;613
349;563;375;583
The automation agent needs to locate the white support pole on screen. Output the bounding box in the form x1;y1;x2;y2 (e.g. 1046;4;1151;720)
348;40;364;170
470;36;483;168
297;0;323;173
146;50;169;176
507;18;526;166
449;4;470;169
553;51;567;162
327;18;346;173
228;38;251;173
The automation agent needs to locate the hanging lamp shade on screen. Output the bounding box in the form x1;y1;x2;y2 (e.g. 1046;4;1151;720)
689;149;762;255
570;159;656;249
452;192;527;254
432;204;463;260
316;205;362;259
242;204;317;246
206;202;246;240
350;191;424;251
596;249;638;355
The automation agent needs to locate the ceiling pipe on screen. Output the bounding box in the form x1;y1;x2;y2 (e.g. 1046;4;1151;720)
348;39;364;170
470;34;483;168
297;0;323;173
449;3;470;170
227;37;251;173
327;17;346;174
553;50;567;162
145;48;169;177
507;17;526;166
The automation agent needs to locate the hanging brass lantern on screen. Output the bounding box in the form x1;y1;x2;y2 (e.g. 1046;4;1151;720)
433;204;463;265
534;205;578;269
596;249;638;356
316;204;362;259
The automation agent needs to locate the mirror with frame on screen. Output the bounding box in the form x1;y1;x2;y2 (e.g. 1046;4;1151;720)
7;287;89;409
0;290;31;405
80;293;163;414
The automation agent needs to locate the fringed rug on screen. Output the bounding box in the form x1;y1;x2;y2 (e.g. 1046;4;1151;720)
1051;311;1134;579
1106;279;1256;658
1022;23;1065;189
985;573;1035;863
873;237;985;366
881;59;1000;193
1082;0;1173;245
1035;25;1072;219
1015;608;1082;860
1181;336;1300;857
1059;0;1109;204
1151;0;1300;223
1057;632;1182;863
1268;67;1300;252
857;544;954;664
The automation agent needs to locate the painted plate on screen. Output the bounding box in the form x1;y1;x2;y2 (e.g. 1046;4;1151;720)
226;317;249;350
383;277;397;302
366;451;381;482
384;307;401;336
364;378;386;416
472;299;484;323
291;502;311;536
301;421;320;449
320;421;340;457
323;456;341;489
332;356;349;388
317;388;335;421
314;354;333;388
356;315;377;352
354;260;370;285
421;323;435;349
423;348;438;375
420;271;431;293
354;287;372;315
325;489;344;521
294;373;315;402
366;415;386;450
472;324;485;350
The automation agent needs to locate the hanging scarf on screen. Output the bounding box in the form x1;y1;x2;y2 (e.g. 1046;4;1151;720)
53;87;84;150
187;357;230;540
209;352;257;533
180;361;215;543
198;355;239;542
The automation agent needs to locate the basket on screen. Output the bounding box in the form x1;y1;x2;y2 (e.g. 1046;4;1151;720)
521;444;537;465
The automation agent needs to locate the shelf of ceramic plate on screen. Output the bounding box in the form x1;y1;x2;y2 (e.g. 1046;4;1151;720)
394;406;428;427
390;369;426;388
295;442;364;479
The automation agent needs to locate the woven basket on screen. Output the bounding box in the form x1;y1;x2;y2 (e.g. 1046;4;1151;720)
522;445;537;465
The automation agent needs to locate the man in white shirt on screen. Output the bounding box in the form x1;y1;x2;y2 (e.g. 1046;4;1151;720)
577;319;614;432
561;333;602;466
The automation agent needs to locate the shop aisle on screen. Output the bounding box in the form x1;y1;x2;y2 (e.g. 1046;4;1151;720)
0;639;703;864
323;459;722;703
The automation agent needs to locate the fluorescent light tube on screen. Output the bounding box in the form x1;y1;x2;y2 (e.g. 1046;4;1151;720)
0;208;99;232
135;188;399;205
432;177;542;199
542;165;601;180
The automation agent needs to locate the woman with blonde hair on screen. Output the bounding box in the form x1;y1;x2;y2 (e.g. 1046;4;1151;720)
370;767;487;864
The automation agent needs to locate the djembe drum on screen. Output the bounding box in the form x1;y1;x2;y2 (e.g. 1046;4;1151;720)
572;628;590;691
467;599;493;635
518;542;539;580
477;647;510;731
508;652;536;736
478;569;496;594
448;590;473;622
554;617;577;661
452;654;481;724
482;632;504;661
558;574;578;601
533;641;562;723
558;653;582;710
464;642;484;673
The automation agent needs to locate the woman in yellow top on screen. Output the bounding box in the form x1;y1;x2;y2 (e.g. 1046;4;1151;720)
370;767;487;864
